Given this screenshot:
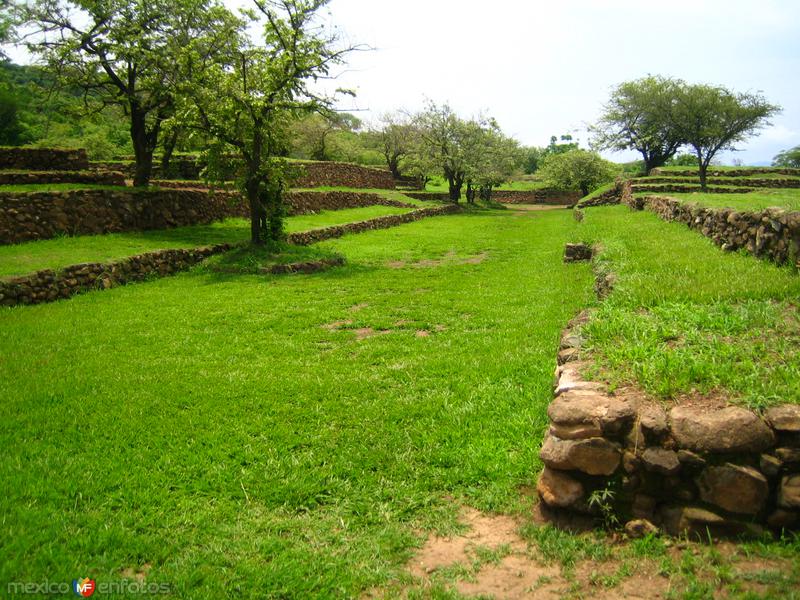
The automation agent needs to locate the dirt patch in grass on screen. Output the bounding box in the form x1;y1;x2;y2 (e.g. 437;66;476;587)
367;505;800;599
385;250;489;269
506;204;569;212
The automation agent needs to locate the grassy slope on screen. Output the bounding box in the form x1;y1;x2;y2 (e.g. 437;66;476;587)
640;188;800;212
0;209;594;597
579;205;800;408
0;206;414;278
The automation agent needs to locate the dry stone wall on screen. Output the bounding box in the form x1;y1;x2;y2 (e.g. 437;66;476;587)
0;244;233;307
632;183;757;195
287;204;461;245
650;167;800;178
0;147;89;171
640;177;800;189
290;161;395;189
627;195;800;267
0;189;247;244
284;191;413;214
538;313;800;537
576;179;634;208
0;170;126;186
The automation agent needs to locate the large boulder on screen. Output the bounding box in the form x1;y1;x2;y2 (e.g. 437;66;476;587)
779;475;800;509
540;434;620;476
696;464;768;515
669;406;775;453
765;405;800;433
548;390;636;438
660;505;762;538
641;448;681;476
537;467;584;508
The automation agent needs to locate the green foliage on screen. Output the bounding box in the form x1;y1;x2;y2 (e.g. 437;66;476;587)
519;145;544;174
773;145;800;168
665;152;700;167
176;0;355;244
20;0;238;184
670;83;781;189
538;148;617;196
591;75;684;172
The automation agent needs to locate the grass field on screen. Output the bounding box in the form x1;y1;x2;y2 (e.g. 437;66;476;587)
0;206;414;278
0;208;595;597
579;205;800;408
639;188;800;212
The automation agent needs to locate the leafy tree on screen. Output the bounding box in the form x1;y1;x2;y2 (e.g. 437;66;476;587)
369;111;416;178
463;120;518;203
19;0;237;185
773;145;800;168
665;152;699;167
177;0;356;245
591;75;685;174
290;111;361;161
543;134;579;157
538;149;617;197
412;101;473;201
670;84;780;190
519;145;545;174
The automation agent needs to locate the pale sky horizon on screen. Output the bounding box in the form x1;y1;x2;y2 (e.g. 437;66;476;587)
6;0;800;165
320;0;800;165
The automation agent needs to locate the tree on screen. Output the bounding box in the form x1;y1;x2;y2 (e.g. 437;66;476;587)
370;111;416;178
773;145;800;168
462;119;518;203
0;1;14;59
538;149;617;197
176;0;356;245
670;84;780;190
291;111;361;161
591;75;685;175
519;145;545;174
413;101;472;201
19;0;237;186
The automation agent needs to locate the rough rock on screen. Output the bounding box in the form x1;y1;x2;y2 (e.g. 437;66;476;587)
536;467;584;508
557;347;580;365
540;434;621;476
765;405;800;433
639;403;669;440
547;390;636;438
632;494;657;520
641;448;681;475
677;450;707;469
760;454;783;478
563;242;593;262
669;406;775;453
549;422;602;441
778;475;800;508
624;519;659;539
696;464;768;515
767;509;798;529
553;362;604;396
660;506;762;539
776;447;800;466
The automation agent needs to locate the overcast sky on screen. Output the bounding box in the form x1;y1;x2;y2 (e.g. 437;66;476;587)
7;0;799;164
321;0;800;165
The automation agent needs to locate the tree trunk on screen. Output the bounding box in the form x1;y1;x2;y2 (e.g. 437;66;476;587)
580;183;590;197
465;182;475;203
448;174;462;202
131;107;157;187
160;129;180;177
697;152;708;191
245;178;264;245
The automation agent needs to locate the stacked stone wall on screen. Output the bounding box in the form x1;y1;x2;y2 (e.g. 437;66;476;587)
538;314;800;537
0;147;89;171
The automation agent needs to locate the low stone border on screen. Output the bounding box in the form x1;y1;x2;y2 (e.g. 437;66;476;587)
286;204;462;245
632;183;758;195
404;190;581;205
639;177;800;189
650;167;800;178
0;244;233;306
575;180;633;208
0;170;127;186
284;191;414;215
261;256;345;274
537;314;800;537
0;148;89;171
626;195;800;267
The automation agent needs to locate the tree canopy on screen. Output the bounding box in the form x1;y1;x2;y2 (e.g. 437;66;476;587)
670;84;780;189
538;149;616;197
591;75;684;174
772;145;800;168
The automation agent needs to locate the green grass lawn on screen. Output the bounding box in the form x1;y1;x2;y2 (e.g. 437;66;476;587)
579;205;800;408
0;206;415;278
640;188;800;212
0;208;594;597
424;176;548;193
